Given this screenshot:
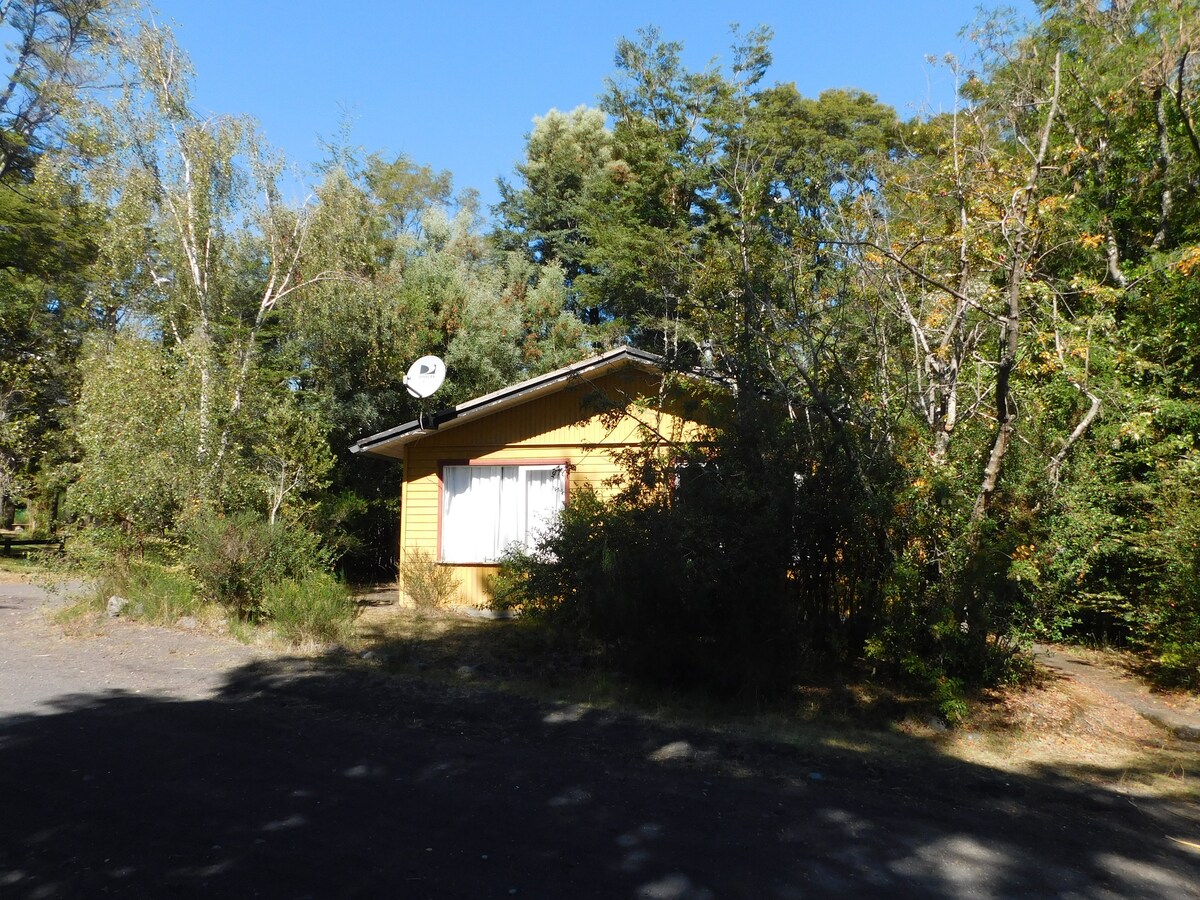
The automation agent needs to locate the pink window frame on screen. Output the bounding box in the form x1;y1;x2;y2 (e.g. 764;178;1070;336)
436;458;572;565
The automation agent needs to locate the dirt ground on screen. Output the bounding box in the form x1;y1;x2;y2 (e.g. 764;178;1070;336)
934;657;1198;798
3;574;1199;898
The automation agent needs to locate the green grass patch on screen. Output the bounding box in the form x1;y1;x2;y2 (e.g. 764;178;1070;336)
261;572;360;646
119;563;203;624
0;556;55;577
57;562;205;627
227;616;256;644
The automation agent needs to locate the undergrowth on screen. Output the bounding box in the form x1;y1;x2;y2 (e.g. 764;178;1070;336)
399;549;460;609
108;563;204;624
53;558;360;648
261;573;359;646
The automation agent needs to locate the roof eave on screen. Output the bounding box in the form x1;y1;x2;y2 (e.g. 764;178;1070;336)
350;347;663;460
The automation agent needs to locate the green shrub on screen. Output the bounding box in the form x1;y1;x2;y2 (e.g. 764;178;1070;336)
261;573;359;645
95;562;202;625
182;511;331;619
933;676;970;726
498;419;896;698
1154;644;1200;687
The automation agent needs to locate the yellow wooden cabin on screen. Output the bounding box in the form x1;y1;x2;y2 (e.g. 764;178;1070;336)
351;347;710;608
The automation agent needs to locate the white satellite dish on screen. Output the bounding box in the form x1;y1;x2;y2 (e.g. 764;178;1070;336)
404;355;447;399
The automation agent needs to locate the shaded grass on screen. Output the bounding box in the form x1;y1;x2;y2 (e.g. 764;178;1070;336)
351;604;1200;800
355;605;934;721
354;606;941;755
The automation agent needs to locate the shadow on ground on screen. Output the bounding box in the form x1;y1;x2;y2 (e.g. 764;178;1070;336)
2;645;1199;898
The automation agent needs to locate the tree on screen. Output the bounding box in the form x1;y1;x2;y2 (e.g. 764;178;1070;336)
107;24;333;475
1003;0;1200;681
282;146;596;577
0;166;100;527
68;334;194;554
0;0;117;527
497;28;910;686
495;105;615;296
364;151;453;238
0;0;118;180
253;398;334;526
69;20;337;545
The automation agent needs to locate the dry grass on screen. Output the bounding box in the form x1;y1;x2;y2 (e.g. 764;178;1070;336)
909;673;1199;799
354;603;592;691
52;600;109;638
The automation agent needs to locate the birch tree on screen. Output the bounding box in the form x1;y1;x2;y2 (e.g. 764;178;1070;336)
70;19;337;540
84;22;334;500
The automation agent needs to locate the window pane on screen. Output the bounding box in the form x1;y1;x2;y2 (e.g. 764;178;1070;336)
524;467;565;545
494;466;520;559
442;465;562;563
442;466;497;563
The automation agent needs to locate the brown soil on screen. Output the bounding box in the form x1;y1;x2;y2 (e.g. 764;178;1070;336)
935;671;1195;797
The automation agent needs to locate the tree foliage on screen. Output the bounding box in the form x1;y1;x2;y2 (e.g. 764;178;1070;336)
496;8;1200;690
0;0;115;528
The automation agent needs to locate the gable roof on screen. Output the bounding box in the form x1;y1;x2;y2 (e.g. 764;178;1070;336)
350;346;664;460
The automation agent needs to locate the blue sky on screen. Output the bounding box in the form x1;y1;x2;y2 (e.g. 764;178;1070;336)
153;1;1035;212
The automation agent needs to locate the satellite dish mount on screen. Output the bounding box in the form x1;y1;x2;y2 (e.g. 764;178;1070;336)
404;355;447;431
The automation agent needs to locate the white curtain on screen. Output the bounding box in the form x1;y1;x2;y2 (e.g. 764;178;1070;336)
495;467;521;558
524;467;565;545
442;465;564;562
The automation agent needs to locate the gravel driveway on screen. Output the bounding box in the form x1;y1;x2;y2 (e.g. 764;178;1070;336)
0;578;262;716
2;578;1199;899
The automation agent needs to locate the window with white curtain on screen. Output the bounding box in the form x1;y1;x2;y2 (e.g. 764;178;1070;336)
440;464;566;563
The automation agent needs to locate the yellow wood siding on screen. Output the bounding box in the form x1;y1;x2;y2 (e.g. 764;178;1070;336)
398;368;709;608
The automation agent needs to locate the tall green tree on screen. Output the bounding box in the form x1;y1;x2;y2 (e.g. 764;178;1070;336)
0;0;118;179
495;105;615;303
0;0;119;527
285;150;595;577
69;20;336;545
498;28;909;685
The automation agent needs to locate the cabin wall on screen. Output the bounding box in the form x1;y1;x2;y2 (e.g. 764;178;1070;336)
398;368;708;608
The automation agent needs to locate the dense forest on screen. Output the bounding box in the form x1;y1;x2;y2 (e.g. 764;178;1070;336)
2;1;1198;700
